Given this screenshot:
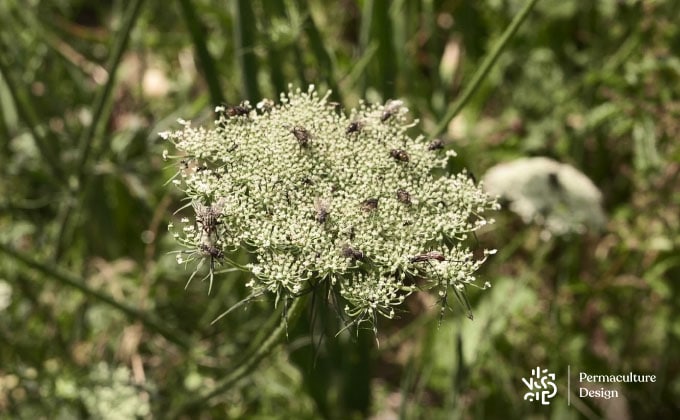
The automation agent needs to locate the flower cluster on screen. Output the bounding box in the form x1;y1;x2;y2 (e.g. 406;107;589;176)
161;85;498;327
482;157;605;238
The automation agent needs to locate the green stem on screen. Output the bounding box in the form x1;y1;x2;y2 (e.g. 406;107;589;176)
0;57;64;185
76;0;145;181
178;0;225;106
170;295;308;416
0;242;192;350
299;3;344;105
63;0;144;260
233;0;260;101
430;0;541;139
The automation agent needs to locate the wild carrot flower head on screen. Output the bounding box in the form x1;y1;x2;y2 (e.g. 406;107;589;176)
161;85;499;328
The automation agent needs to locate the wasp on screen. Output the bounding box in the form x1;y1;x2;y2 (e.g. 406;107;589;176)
409;251;446;263
396;189;411;205
360;197;379;212
381;99;404;122
346;120;363;135
291;125;311;147
427;138;444;151
314;198;331;224
390;149;410;162
341;244;365;261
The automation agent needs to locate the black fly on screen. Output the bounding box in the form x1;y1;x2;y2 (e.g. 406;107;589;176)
390;149;410;162
341;244;365;261
396;189;412;205
427;138;444;151
360;198;379;212
194;200;224;242
346;121;363;135
291;126;311;147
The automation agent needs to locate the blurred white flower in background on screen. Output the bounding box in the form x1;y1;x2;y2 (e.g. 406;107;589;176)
482;157;606;238
79;363;151;419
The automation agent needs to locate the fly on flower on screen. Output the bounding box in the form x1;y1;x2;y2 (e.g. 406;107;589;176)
390;149;410;163
341;244;365;261
381;99;404;122
346;120;363;136
193;199;225;243
360;198;379;212
314;198;332;224
224;102;250;118
396;189;412;205
427;138;444;151
290;125;312;147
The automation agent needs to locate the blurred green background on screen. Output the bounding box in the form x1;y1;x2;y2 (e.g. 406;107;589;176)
1;0;678;418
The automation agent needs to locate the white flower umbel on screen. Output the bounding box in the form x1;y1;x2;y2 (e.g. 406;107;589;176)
163;85;499;327
482;157;606;238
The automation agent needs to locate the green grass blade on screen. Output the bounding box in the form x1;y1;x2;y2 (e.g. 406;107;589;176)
358;0;396;98
178;0;226;106
233;0;261;101
0;55;64;184
170;295;309;416
0;241;192;350
371;0;396;98
430;0;541;139
76;0;145;180
262;0;289;95
298;1;344;104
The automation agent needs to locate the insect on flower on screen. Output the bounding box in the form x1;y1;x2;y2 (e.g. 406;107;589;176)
341;244;365;261
381;99;404;122
256;98;275;113
290;125;311;147
396;189;412;205
194;200;224;242
346;120;363;135
200;243;224;259
225;102;250;117
427;138;444;151
390;149;410;162
314;198;331;224
198;243;224;295
409;251;446;263
408;250;471;321
360;198;379;212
